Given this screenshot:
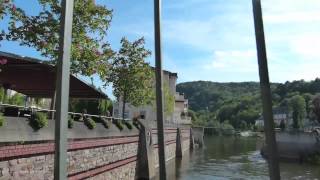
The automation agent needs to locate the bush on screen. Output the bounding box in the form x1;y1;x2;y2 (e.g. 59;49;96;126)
31;112;48;129
0;113;4;127
306;152;320;165
113;119;123;131
84;117;96;129
68;115;74;129
123;121;133;130
133;119;140;129
101;118;109;129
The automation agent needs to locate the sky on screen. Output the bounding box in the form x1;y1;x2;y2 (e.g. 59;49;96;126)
1;0;320;98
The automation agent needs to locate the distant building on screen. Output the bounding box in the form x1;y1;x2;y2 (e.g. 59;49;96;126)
255;107;292;127
113;70;191;125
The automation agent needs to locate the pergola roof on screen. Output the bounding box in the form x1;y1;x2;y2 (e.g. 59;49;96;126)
0;51;107;99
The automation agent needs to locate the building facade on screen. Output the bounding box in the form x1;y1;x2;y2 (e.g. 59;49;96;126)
113;70;191;125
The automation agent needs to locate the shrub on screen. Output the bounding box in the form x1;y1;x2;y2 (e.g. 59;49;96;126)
84;117;96;129
0;113;4;127
113;119;123;131
133;119;140;129
101;118;109;129
123;121;133;130
306;152;320;165
31;112;48;129
68;115;74;129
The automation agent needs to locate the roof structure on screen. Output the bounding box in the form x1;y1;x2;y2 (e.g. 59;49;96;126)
0;51;107;99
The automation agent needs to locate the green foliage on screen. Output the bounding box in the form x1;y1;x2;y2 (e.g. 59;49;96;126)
123;121;133;130
113;120;124;131
177;79;320;129
68;115;74;129
312;95;320;124
31;112;48;129
108;37;152;119
163;83;175;116
7;93;24;106
289;95;306;129
132;119;140;129
69;99;104;115
101;118;109;129
98;99;112;116
306;152;320;165
0;113;4;127
239;121;248;131
221;121;234;130
151;82;175;117
0;87;4;102
3;0;113;77
84;117;96;129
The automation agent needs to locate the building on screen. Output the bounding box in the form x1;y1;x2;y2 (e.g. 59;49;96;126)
255;107;292;127
113;70;191;125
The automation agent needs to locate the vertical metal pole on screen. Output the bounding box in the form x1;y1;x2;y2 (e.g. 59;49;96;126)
54;0;74;179
154;0;167;179
252;0;280;179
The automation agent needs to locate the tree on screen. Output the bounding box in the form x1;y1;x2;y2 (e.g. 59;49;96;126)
98;99;112;116
289;95;306;129
2;0;113;77
312;95;320;124
108;37;153;120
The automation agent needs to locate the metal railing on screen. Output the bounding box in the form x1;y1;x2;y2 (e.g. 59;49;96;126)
0;103;131;121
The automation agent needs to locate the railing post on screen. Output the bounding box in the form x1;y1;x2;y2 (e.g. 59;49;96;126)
54;0;74;179
252;0;280;179
154;0;167;179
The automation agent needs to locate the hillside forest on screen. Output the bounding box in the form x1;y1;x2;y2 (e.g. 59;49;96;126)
177;79;320;130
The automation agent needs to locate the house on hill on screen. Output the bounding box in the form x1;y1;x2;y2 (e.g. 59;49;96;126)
255;107;292;127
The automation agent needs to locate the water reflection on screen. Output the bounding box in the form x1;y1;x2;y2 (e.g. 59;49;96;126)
158;136;320;180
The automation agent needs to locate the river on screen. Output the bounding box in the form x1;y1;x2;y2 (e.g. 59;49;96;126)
159;136;320;180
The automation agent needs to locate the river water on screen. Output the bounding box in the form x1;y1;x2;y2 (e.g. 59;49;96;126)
161;136;320;180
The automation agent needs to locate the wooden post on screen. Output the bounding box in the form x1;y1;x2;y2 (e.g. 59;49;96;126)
53;0;74;179
154;0;167;179
252;0;281;179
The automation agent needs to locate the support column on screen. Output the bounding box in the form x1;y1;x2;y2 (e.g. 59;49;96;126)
176;128;182;158
53;0;74;179
136;120;156;179
190;128;194;150
252;0;280;179
154;0;167;179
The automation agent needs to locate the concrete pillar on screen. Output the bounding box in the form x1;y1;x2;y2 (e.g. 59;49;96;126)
136;120;155;179
190;128;195;150
176;128;182;158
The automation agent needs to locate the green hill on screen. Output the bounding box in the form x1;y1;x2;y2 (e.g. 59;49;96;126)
176;79;320;129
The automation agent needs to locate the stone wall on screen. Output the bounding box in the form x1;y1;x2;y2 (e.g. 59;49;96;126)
152;128;191;168
0;136;139;179
0;117;192;179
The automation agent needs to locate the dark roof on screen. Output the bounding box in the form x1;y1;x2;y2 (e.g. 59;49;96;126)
0;51;107;99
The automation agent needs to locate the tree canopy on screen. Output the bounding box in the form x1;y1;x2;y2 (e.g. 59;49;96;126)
108;37;153;119
1;0;113;77
177;79;320;129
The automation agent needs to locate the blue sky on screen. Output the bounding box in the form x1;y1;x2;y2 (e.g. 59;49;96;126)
1;0;320;98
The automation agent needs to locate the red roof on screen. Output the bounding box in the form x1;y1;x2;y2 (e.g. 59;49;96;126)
0;51;107;99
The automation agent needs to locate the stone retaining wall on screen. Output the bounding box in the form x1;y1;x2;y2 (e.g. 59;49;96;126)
0;117;192;179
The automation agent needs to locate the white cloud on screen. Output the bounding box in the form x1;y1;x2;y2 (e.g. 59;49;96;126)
206;50;257;73
289;34;320;60
264;11;320;24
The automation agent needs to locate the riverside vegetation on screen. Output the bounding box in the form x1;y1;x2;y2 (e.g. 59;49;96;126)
177;79;320;130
